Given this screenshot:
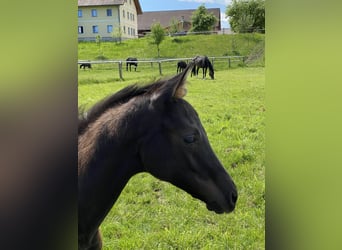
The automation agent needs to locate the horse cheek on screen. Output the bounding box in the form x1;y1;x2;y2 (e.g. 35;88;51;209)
139;134;173;180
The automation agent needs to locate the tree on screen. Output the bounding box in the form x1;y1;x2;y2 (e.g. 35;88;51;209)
112;26;123;44
226;0;265;33
95;35;101;50
191;5;218;32
95;35;103;57
150;22;165;58
168;18;180;35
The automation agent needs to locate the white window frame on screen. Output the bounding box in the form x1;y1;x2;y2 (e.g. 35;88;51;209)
92;25;99;33
91;9;97;17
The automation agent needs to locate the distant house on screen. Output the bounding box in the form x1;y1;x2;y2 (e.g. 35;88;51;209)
137;8;221;37
78;0;142;41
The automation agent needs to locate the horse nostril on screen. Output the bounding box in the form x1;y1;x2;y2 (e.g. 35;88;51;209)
231;191;238;205
224;190;238;212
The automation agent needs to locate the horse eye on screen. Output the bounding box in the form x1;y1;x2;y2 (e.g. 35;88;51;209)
183;135;196;144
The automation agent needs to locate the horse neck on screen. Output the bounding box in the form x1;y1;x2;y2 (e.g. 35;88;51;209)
78;101;144;237
206;60;213;72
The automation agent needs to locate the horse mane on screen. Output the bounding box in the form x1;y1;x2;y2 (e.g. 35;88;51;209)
205;56;214;72
78;80;167;135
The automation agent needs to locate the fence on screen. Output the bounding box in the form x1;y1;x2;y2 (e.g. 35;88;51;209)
78;56;247;80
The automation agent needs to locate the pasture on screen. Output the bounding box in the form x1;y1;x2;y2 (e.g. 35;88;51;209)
78;66;265;249
78;33;265;67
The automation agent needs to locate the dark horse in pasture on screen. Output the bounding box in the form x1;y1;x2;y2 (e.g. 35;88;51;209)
177;60;187;73
126;57;138;71
80;63;92;70
78;63;237;250
192;56;214;79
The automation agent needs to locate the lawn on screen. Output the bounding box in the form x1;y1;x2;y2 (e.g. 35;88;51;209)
78;33;264;67
78;66;265;249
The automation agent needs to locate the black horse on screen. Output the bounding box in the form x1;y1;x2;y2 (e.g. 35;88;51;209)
78;63;237;250
177;61;187;73
126;57;138;71
80;63;92;70
192;56;214;79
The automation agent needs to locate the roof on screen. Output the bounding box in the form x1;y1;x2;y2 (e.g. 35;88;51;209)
78;0;124;6
138;8;220;30
78;0;142;14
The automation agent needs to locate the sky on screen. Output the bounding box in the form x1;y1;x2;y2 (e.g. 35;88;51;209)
138;0;232;28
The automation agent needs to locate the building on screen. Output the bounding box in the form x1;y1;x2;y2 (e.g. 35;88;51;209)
137;8;221;37
78;0;142;41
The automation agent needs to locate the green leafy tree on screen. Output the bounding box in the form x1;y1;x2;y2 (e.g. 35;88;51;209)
95;35;101;50
112;26;123;44
150;22;165;58
95;35;103;57
226;0;265;33
169;18;180;35
191;5;218;32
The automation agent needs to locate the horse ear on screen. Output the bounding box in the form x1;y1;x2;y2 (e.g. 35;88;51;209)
158;62;194;100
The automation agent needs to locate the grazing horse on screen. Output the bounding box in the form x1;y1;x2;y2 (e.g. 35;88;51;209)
191;64;197;77
80;63;92;70
177;60;187;73
126;57;138;71
78;63;237;250
192;56;215;79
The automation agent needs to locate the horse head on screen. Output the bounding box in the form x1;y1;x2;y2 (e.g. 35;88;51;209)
205;56;214;80
209;68;214;80
138;63;237;213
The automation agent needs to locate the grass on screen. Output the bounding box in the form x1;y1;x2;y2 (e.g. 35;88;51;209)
78;33;264;67
78;66;265;249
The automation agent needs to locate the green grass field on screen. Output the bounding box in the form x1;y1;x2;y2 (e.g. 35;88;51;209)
78;66;265;249
78;33;264;67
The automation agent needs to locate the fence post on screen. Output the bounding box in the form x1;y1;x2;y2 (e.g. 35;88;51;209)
228;58;231;68
158;61;162;75
118;61;123;80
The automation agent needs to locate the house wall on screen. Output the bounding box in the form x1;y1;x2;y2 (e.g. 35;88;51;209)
78;6;119;41
78;0;139;41
119;0;138;40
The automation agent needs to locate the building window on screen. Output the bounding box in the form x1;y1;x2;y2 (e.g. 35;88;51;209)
92;25;99;33
107;9;112;16
91;9;97;17
78;26;84;34
107;25;113;33
128;27;130;35
78;10;82;17
122;10;125;18
123;26;126;34
127;11;129;19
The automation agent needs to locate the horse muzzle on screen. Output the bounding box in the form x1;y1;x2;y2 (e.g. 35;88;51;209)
206;188;238;214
